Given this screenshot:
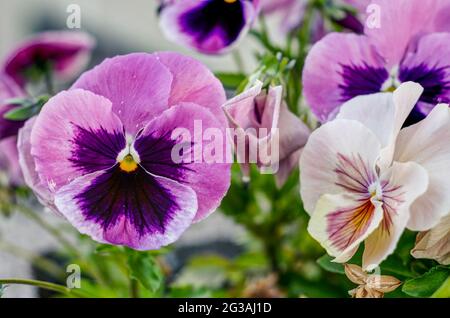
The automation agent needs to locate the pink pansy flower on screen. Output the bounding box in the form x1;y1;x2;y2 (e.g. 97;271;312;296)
0;74;26;185
19;52;231;250
159;0;260;54
300;82;450;270
3;31;95;87
303;0;450;124
223;81;310;187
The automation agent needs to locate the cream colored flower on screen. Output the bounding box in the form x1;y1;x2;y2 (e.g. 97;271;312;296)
411;215;450;265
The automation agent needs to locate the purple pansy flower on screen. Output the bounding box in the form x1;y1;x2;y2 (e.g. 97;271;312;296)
19;52;231;250
303;0;450;124
159;0;260;54
3;31;95;87
0;74;26;185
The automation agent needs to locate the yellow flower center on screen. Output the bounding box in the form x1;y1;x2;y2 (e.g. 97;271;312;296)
224;0;238;3
119;154;138;173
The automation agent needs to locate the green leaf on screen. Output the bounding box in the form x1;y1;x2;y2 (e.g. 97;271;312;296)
4;104;37;120
402;266;450;297
317;254;345;275
380;254;415;278
215;72;246;90
127;251;163;293
4;97;31;106
431;276;450;298
169;286;212;298
3;95;50;121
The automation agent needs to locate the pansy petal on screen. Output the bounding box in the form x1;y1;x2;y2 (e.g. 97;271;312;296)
134;102;231;222
303;33;388;122
159;0;258;54
411;214;450;265
275;148;301;188
155;52;227;126
18;117;56;211
271;95;309;158
337;82;423;168
30;89;126;193
223;80;264;130
308;193;384;263
0;137;22;186
300;119;381;214
4;31;95;86
54;168;197;250
365;0;442;68
362;161;428;270
394;104;450;230
72;53;173;135
399;33;450;122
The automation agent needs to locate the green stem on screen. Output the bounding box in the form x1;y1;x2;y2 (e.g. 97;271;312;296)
232;50;245;73
0;278;88;298
44;68;55;95
130;279;140;298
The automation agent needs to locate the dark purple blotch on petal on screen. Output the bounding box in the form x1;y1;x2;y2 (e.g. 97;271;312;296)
75;166;179;236
400;63;450;125
338;63;389;102
134;130;193;183
70;124;126;174
179;0;246;47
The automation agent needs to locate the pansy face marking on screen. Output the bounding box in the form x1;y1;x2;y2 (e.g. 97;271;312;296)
159;0;260;54
327;153;405;252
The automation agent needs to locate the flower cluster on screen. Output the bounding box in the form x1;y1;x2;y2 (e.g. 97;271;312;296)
1;0;449;299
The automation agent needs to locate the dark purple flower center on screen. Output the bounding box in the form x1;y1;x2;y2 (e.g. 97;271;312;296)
75;165;179;236
179;0;246;47
399;63;450;125
69;124;192;237
338;62;389;102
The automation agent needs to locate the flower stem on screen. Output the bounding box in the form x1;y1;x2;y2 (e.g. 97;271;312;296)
232;50;245;73
130;278;140;298
0;278;88;298
44;68;55;95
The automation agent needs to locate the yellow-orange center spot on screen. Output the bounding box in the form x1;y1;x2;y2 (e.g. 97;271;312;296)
119;154;138;173
224;0;238;3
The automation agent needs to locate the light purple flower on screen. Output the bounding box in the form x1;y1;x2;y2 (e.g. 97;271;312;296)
303;0;450;124
223;81;310;187
3;31;95;87
0;74;26;185
159;0;260;54
19;52;231;250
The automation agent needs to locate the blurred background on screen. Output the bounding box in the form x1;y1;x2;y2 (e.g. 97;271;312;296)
0;0;260;297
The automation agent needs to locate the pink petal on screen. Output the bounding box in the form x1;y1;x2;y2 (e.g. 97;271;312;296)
72;53;173;135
